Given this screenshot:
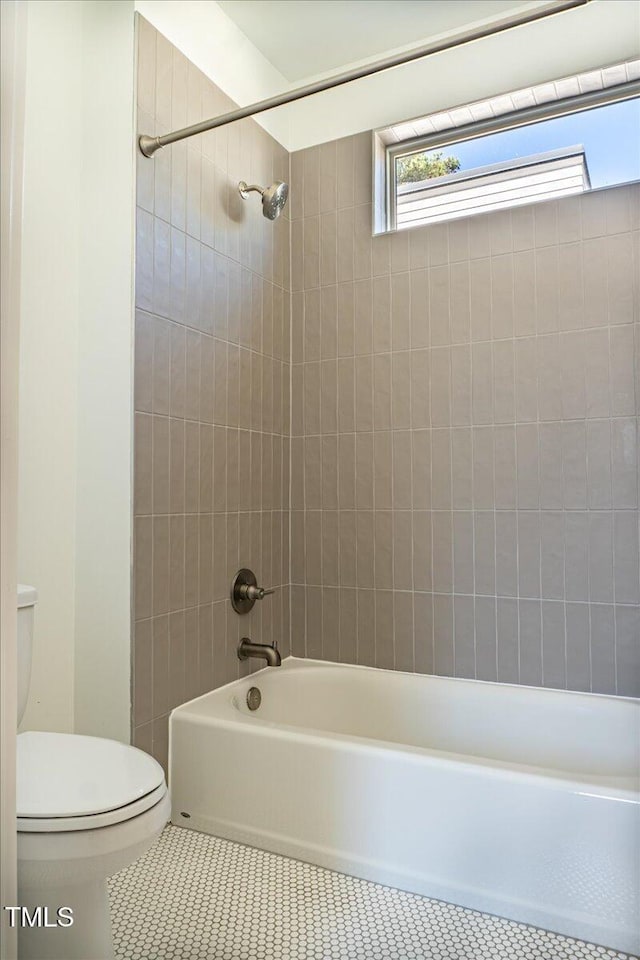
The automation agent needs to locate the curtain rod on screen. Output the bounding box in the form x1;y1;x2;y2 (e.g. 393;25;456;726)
139;0;588;158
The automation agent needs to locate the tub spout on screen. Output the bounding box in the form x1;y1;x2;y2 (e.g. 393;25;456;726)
238;638;281;667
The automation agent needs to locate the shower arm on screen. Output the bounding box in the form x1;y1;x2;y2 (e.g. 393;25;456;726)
139;0;588;158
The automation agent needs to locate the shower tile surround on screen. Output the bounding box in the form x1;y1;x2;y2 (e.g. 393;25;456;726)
289;152;640;697
134;16;640;772
133;17;291;768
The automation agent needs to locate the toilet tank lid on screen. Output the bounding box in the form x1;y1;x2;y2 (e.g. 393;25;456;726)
18;584;38;608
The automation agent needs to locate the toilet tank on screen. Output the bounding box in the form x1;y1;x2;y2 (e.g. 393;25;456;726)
17;584;37;725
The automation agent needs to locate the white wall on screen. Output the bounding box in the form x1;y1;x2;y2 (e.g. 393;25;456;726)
1;3;27;954
18;0;134;742
135;0;639;153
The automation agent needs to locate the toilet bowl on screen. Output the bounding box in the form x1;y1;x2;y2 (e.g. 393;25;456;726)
16;587;169;960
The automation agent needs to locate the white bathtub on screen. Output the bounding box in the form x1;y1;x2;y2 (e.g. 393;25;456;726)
169;658;640;954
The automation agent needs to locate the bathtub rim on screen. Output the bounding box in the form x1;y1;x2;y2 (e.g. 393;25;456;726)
169;657;640;802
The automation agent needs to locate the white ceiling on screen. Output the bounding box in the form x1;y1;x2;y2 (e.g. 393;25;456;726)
137;0;640;151
216;0;543;82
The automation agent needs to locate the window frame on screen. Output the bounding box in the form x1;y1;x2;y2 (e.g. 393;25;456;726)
382;78;640;234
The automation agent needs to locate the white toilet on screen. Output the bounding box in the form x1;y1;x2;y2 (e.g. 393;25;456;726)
17;585;170;960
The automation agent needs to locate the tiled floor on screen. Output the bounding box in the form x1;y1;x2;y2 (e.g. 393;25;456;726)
108;826;633;960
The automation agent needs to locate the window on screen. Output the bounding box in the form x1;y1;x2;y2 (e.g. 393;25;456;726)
375;61;640;233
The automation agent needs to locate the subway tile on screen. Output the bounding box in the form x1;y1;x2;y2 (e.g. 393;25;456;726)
582;238;608;327
611;418;637;509
453;512;474;595
431;429;452;511
516;423;539;510
430;265;451;347
391;353;411;429
613;513;640;604
493;340;515;424
583;328;610;418
450;262;470;344
394;595;414;673
536;334;562;422
610;325;636;417
413;511;432;593
393;511;413;592
322;588;340;662
372;432;391;510
389;229;409;275
136;208;154;312
560;331;586;420
590;604;615;695
433;595;454;676
471;342;493;424
515;337;538;422
474;511;495;596
355;433;374;509
135;413;153;516
339;512;357;587
540;511;564;601
410;270;429;349
539;423;564;509
562;422;587;509
430;347;450;427
513;250;536;337
152;317;171;416
535;246;559;334
338;434;356;509
169;515;185;612
432;512;453;594
475;596;497;682
589;512;614;603
374;512;393;590
133;619;153;726
494;426;517;509
152;416;170;515
615;606;640;697
414;593;434;674
356;512;375;588
557;243;583;331
491;255;514;340
565;512;589;602
469;259;491;341
339;588;357;663
451;428;472;509
354;204;372;280
473;426;494;510
337;207;354;283
357;590;375;667
392;432;412;509
607;233;634;324
411;349;430;428
495;511;518;598
496;598;519;683
135;312;154;414
541;600;566;690
306;511;322;585
391;273;411;350
373;354;392;430
454;595;475;679
450;344;471;426
152;516;170;617
322;511;340;587
519;599;542;686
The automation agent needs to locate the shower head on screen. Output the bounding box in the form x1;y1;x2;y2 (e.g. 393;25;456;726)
238;180;289;220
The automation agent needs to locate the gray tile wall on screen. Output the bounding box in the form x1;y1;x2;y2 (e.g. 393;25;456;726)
290;134;640;697
133;17;291;770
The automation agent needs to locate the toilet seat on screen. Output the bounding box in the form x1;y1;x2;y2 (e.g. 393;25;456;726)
17;731;167;833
